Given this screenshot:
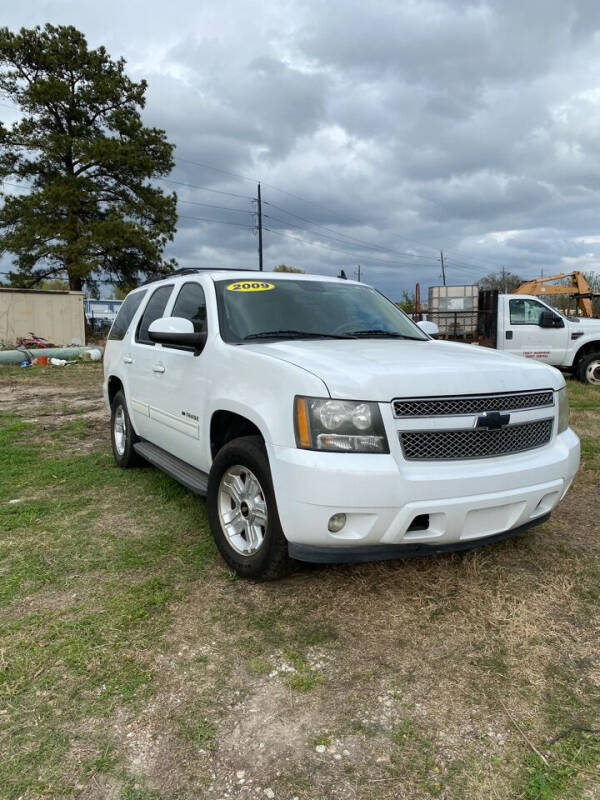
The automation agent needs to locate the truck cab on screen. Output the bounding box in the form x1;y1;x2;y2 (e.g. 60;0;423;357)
478;291;600;384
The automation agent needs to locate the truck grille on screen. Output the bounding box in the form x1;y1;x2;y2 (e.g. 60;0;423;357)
392;390;554;418
399;418;553;461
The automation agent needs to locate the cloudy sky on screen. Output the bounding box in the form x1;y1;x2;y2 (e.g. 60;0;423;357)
3;0;600;299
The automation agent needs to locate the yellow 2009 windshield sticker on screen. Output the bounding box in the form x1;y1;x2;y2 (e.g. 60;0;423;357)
226;281;275;292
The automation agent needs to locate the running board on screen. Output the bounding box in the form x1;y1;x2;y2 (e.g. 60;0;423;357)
133;440;208;496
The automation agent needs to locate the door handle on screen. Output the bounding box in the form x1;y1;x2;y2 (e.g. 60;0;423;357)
506;331;513;340
152;363;165;373
123;355;133;364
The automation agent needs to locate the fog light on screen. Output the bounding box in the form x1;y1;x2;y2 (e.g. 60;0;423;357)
328;513;347;533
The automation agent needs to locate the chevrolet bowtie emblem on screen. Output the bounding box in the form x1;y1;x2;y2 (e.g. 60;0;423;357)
475;411;511;430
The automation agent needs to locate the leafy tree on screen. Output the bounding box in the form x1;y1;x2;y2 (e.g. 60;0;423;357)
395;290;416;314
109;285;131;300
582;271;600;316
479;269;523;293
273;263;304;273
36;278;69;291
0;24;177;293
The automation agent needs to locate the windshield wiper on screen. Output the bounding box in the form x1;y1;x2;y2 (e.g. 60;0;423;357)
347;329;424;340
244;329;356;341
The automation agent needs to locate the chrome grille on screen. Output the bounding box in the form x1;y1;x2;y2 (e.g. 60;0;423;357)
399;419;553;461
393;390;554;418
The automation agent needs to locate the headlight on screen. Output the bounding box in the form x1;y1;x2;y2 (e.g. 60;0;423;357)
294;397;389;453
557;386;569;433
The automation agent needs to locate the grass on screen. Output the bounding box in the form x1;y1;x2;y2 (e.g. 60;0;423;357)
0;364;599;799
522;731;600;800
0;367;217;798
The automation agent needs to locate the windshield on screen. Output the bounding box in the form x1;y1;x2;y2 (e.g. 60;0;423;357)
215;278;428;343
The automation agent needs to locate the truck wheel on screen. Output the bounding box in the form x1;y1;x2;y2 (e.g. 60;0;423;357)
110;390;142;468
207;436;291;580
576;352;600;385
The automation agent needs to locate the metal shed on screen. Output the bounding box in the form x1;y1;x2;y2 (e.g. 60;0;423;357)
0;288;86;346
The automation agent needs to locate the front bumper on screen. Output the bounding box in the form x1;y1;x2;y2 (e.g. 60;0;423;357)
267;428;580;560
288;514;550;563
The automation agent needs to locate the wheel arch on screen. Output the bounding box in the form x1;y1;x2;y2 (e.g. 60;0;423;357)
107;375;124;407
573;339;600;368
210;409;266;460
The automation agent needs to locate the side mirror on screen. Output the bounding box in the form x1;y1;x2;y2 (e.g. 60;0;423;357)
540;310;564;329
417;320;440;338
148;316;207;355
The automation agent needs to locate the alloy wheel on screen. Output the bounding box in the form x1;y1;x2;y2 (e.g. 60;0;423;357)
114;405;126;456
586;359;600;385
217;465;268;555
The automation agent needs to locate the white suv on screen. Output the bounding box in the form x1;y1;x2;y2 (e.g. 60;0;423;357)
103;269;580;579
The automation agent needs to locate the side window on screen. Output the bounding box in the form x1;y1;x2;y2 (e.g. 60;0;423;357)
107;290;146;341
509;298;546;325
136;285;174;345
171;282;207;333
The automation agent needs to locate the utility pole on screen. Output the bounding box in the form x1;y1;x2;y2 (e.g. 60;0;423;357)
357;264;361;281
502;265;507;293
440;250;446;286
257;183;263;271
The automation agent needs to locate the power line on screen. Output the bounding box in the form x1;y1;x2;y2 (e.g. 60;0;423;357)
265;226;441;271
443;257;493;275
175;164;448;265
158;176;252;201
1;180;253;218
176;155;502;272
1;180;31;191
177;154;471;260
264;210;439;262
264;201;437;261
177;198;252;215
265;226;376;261
178;213;254;229
0;152;501;278
444;255;498;274
177;157;257;186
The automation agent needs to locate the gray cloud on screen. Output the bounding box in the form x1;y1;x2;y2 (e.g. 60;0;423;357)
2;0;600;298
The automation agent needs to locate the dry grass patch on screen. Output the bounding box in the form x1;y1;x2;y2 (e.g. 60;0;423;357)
1;364;599;800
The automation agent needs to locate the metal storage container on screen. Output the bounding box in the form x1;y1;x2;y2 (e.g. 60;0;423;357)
427;285;479;340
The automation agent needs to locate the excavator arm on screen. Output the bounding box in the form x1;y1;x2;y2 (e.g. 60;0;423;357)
515;271;598;317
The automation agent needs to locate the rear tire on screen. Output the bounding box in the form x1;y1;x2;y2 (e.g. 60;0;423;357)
576;352;600;385
110;390;143;467
207;435;291;580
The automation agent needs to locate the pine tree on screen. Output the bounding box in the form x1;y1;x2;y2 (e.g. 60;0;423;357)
0;24;177;292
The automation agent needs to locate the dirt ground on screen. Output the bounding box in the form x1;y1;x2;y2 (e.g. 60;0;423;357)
1;364;599;800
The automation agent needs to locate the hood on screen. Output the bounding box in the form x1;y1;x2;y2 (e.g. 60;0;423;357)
570;317;600;332
244;339;563;399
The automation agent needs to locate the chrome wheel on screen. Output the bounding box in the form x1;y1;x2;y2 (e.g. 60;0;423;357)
217;465;268;556
114;405;126;456
586;359;600;385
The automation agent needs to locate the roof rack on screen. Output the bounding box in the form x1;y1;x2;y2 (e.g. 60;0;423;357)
139;267;258;286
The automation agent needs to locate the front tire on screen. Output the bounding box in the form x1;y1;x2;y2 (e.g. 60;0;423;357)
207;436;291;580
576;352;600;385
110;390;142;468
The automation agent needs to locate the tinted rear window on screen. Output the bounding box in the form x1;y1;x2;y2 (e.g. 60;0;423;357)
172;282;207;333
107;291;146;341
136;285;174;345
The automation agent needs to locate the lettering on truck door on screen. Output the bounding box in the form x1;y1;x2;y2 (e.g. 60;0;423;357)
503;297;568;365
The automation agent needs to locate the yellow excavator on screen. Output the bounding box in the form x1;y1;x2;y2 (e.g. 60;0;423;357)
515;270;600;317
